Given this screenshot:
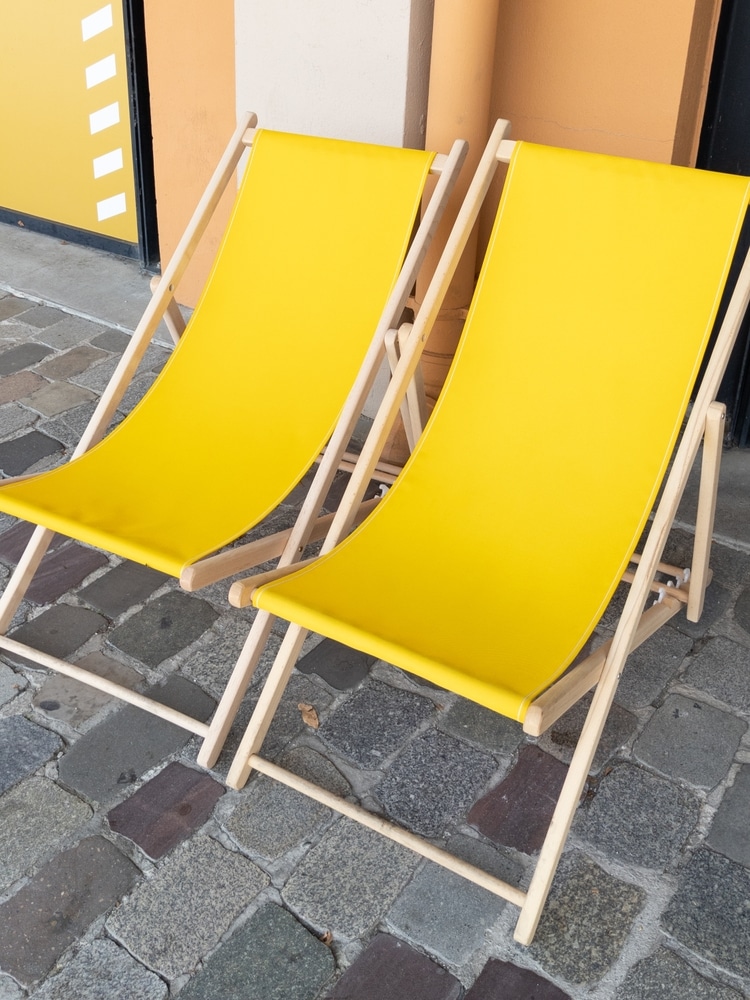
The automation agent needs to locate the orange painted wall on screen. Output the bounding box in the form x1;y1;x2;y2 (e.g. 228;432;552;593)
144;0;236;307
490;0;719;163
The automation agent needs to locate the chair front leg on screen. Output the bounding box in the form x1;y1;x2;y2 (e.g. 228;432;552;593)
0;524;55;632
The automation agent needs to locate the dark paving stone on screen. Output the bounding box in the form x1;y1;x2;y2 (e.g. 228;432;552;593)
0;715;62;795
282;819;417;938
672;582;732;638
0;430;64;476
0;370;45;406
0;521;66;566
529;852;645;986
319;678;434;769
326;933;462;1000
24;381;96;418
33;651;142;727
634;693;746;789
0;296;31;321
91;329;130;353
616;626;693;710
733;584;750;636
446;831;525;885
7;604;107;668
684;635;750;713
31;938;167;1000
297;637;375;690
179;903;335;1000
468;745;568;854
0;661;26;707
615;946;742;1000
465;959;571;1000
108;590;219;667
573;761;699;869
0;342;53;375
107;761;224;858
224;773;330;860
278;745;352;798
58;675;215;803
538;693;639;772
25;542;108;604
34;345;108;380
15;305;66;329
0;836;138;988
376;729;497;838
106;835;269;979
662;849;750;979
78;560;169;616
386;857;507;964
707;763;750;866
438;695;524;755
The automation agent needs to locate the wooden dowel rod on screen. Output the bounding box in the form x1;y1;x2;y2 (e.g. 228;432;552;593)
0;637;209;736
250;754;527;908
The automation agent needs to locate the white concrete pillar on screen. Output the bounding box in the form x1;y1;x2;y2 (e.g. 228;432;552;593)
234;0;434;149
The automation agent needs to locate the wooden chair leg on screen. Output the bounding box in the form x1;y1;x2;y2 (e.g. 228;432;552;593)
225;622;309;789
196;610;275;769
514;629;633;944
687;400;725;622
0;525;55;632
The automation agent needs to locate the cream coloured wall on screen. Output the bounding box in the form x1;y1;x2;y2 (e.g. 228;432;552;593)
233;0;434;148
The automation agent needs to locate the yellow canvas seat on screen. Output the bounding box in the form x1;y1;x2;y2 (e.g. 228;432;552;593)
225;121;750;943
0;113;466;763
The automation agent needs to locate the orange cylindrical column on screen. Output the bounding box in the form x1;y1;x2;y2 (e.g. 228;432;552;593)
418;0;501;407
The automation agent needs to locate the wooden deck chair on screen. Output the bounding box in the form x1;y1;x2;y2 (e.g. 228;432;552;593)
224;119;750;944
0;111;467;765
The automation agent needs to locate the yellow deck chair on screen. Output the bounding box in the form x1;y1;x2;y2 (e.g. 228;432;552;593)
225;120;750;943
0;112;466;764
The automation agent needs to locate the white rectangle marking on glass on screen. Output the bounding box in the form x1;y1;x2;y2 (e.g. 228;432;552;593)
93;148;123;179
97;193;127;221
81;5;113;41
89;102;120;134
86;54;116;89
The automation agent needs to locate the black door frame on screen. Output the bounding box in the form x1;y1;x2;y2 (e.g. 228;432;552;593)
698;0;750;445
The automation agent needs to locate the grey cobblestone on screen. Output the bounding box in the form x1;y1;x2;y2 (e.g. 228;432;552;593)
375;729;497;837
528;852;646;986
707;762;750;866
573;761;699;868
318;677;434;768
107;834;269;979
615;947;742;1000
662;849;750;980
0;715;62;795
57;675;215;803
178;903;335;1000
634;693;746;788
281;818;418;938
30;938;168;1000
0;776;92;888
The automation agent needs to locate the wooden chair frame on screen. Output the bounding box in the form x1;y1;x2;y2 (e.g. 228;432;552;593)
223;120;750;944
0;113;467;765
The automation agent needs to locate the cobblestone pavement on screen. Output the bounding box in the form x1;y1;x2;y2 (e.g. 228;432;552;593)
1;251;750;999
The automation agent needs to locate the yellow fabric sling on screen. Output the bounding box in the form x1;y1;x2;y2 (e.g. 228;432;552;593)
253;143;750;721
0;131;434;576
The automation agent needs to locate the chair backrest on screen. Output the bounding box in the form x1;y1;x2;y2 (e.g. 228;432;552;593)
0;131;434;574
257;143;750;720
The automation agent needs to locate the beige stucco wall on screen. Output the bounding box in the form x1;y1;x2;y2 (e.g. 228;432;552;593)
144;0;236;306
